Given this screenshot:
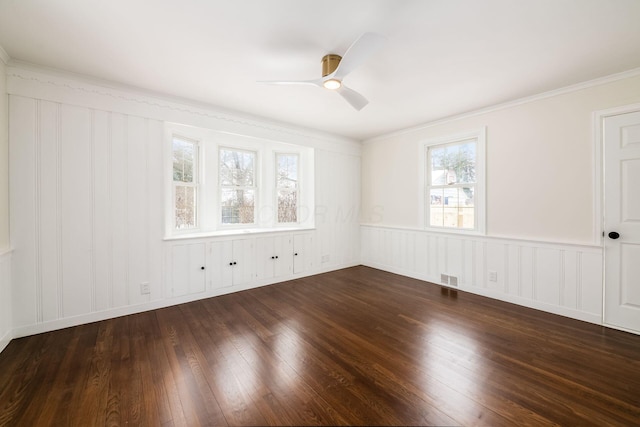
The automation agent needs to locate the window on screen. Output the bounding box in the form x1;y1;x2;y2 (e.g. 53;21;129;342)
422;128;485;233
219;148;256;224
166;123;315;237
276;153;299;223
173;137;198;230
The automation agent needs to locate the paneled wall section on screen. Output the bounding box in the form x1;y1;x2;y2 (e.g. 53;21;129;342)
8;81;361;338
361;225;603;324
10;97;165;332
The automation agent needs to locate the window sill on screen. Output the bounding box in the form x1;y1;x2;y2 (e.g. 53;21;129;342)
422;226;485;236
164;226;316;241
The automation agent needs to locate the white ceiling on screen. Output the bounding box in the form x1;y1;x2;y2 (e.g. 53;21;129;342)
1;0;640;140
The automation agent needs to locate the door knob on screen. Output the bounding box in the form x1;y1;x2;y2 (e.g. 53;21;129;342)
608;231;620;240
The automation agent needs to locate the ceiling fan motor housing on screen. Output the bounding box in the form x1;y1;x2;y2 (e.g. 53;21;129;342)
322;54;342;77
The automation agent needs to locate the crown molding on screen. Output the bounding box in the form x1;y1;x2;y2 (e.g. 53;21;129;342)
365;67;640;143
6;61;360;151
0;45;9;65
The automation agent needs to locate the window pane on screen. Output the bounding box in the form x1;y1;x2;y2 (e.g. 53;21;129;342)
452;141;476;184
277;154;298;189
427;135;479;231
443;187;460;207
221;188;255;224
173;138;195;183
429;140;476;186
430;187;475;229
443;207;458;228
430;147;446;185
278;189;297;223
461;186;474;207
220;149;255;186
459;207;475;229
175;185;197;229
429;188;444;227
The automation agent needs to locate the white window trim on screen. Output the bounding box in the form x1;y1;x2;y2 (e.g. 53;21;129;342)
419;127;486;235
169;135;202;235
165;122;315;238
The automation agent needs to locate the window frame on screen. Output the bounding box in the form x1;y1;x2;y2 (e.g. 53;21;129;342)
165;122;315;238
218;146;259;228
171;136;201;233
274;152;300;225
420;128;486;235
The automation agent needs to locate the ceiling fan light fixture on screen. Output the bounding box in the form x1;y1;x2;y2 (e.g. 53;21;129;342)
323;79;342;90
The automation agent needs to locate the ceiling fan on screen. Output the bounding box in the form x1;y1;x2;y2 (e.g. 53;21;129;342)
259;32;386;111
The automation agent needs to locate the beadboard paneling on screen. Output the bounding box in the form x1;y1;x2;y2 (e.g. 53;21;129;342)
9;95;166;333
361;225;603;324
7;73;361;339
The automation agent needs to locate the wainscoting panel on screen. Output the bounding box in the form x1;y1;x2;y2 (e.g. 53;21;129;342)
9;95;168;334
0;250;11;353
361;225;603;324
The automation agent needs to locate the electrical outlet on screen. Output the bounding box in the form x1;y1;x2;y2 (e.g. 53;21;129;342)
440;273;449;284
140;282;150;295
488;271;498;282
449;276;458;287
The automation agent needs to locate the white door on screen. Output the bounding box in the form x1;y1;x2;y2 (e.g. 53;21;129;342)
604;110;640;333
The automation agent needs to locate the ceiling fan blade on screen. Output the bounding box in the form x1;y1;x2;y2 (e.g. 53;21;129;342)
258;78;322;87
332;32;386;81
336;85;369;111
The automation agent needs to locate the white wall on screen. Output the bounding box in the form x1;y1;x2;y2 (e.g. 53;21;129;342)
0;52;12;352
362;73;640;244
361;72;640;325
7;64;361;338
0;51;8;251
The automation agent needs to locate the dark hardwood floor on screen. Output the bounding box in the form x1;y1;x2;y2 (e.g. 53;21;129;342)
1;266;640;426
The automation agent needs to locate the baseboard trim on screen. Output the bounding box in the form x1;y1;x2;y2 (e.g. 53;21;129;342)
362;260;602;326
11;261;359;339
0;330;12;354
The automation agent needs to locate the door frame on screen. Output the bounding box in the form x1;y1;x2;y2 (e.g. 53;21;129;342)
594;102;640;333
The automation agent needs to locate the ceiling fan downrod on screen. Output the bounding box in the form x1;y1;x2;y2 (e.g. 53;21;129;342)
321;54;342;77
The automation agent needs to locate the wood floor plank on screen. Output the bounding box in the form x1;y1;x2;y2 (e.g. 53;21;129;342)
1;266;640;426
